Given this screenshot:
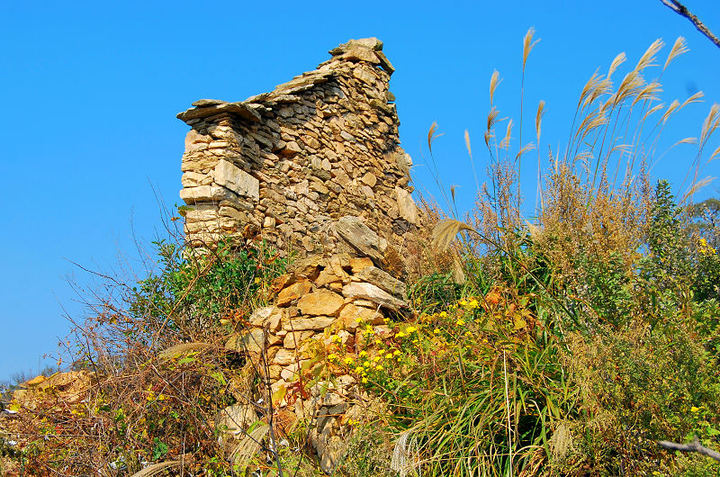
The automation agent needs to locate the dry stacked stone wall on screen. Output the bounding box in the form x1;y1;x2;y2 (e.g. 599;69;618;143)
177;38;420;273
180;38;424;471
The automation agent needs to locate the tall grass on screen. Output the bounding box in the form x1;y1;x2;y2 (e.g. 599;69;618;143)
388;30;720;476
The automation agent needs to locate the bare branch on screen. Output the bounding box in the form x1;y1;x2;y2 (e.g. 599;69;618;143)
659;0;720;49
658;437;720;462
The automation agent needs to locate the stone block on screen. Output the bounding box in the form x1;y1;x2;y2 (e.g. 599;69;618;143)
212;159;259;201
354;266;407;298
339;303;384;329
395;186;418;225
341;282;407;312
298;290;345;316
277;279;312;306
283;330;315;348
283;315;336;331
180;185;233;204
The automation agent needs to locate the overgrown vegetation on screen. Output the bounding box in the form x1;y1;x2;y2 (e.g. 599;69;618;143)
3;32;720;476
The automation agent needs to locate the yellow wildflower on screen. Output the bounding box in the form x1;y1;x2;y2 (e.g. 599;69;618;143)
691;406;700;413
396;331;406;338
406;326;418;333
355;366;364;373
439;311;448;318
362;377;368;383
393;350;400;356
343;356;354;365
385;353;393;359
468;299;479;309
359;350;368;358
327;353;338;361
456;319;466;326
375;364;384;371
434;328;441;334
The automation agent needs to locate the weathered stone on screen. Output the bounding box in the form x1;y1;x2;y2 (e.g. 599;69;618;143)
281;141;302;155
353;67;376;85
193;99;226;107
395;186;418;225
354;266;406;298
225;329;282;353
181;171;208;187
339;303;384;329
212;159;259;201
11;371;93;410
297;290;345;316
291;255;325;280
349;257;374;273
360;171;377;187
177;101;261;123
277;279;312;306
395;152;413;176
334;216;387;263
315;267;345;288
283;330;315;348
341;282;408;312
273;348;298;366
272;273;295;292
180;185;233;204
329;37;384;54
323;392;345;407
283;315;335;331
249;306;283;331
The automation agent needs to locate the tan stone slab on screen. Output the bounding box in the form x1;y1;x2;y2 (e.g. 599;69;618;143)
283;315;336;331
298;289;345;316
277;279;312;306
341;282;407;312
339;303;384;330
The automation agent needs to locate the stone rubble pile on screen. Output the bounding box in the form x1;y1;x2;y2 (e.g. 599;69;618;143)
177;37;421;274
224;248;409;471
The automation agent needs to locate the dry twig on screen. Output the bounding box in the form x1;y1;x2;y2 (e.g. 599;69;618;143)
658;0;720;49
658;437;720;462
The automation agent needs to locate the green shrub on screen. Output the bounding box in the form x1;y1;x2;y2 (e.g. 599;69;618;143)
129;238;288;335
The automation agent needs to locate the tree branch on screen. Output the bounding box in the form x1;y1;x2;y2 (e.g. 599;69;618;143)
659;0;720;49
658;437;720;462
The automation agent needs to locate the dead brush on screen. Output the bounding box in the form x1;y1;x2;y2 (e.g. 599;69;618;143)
1;234;294;476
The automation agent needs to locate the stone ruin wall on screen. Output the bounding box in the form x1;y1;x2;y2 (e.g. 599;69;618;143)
177;38;421;274
177;38;424;471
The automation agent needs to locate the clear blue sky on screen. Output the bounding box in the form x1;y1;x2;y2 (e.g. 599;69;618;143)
1;0;719;382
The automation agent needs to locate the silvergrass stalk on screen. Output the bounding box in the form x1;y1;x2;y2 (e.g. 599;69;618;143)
503;350;513;477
